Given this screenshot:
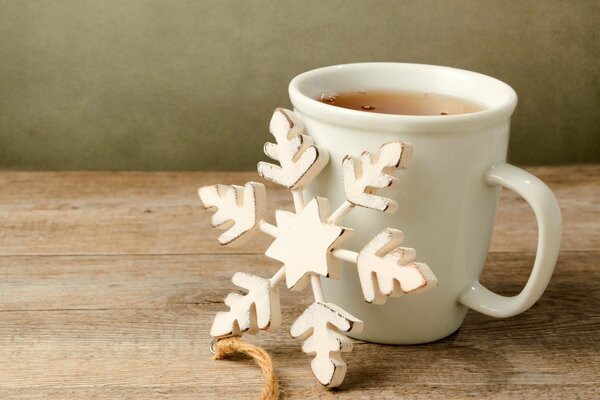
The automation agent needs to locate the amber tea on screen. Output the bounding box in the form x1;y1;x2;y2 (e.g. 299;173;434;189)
318;90;485;116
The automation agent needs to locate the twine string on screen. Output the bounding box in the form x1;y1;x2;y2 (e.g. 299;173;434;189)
212;337;280;400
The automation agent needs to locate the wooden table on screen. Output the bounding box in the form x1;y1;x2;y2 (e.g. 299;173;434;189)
0;166;598;399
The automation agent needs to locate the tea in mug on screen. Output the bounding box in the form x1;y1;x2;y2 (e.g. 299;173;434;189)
318;90;485;116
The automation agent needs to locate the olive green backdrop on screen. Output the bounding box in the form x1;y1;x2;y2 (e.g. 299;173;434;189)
0;0;598;170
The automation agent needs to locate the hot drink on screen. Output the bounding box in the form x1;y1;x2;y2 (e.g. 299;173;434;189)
318;90;484;116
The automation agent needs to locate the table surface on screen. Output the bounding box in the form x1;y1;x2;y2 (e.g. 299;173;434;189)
0;166;598;399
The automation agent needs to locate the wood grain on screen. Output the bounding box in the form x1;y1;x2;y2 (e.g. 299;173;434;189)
0;252;597;398
0;167;598;399
0;166;597;256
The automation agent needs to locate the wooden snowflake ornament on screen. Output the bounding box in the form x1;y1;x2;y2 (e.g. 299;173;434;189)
199;108;438;388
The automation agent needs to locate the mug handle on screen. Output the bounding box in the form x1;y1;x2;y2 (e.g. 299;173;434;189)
459;163;562;318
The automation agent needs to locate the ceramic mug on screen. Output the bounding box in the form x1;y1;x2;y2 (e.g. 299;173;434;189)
289;62;562;344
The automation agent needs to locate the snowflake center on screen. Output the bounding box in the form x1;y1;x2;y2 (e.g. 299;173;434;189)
265;198;352;290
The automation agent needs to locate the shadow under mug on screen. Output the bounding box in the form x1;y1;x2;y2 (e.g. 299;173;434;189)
289;62;562;344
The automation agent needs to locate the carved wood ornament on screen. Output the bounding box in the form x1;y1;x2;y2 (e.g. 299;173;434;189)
200;108;437;388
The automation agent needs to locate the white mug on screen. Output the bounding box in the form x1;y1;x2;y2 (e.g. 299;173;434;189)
289;63;562;344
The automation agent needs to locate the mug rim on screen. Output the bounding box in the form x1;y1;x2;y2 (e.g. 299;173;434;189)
288;62;518;133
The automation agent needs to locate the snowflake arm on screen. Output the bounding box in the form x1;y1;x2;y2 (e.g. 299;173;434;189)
211;272;281;338
198;182;267;245
335;141;412;218
356;228;437;304
257;108;329;190
290;302;363;388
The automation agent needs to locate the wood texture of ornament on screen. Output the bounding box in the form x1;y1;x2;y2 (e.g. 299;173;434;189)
342;141;412;213
357;228;437;304
257;108;329;190
201;109;439;389
211;272;281;338
198;182;267;245
290;302;364;388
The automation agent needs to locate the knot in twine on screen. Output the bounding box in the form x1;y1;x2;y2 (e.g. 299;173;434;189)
212;337;280;400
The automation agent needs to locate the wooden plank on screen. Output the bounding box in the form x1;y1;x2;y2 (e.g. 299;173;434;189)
0;252;595;312
0;166;598;256
0;254;280;311
0;171;285;256
0;167;597;398
0;252;597;398
0;384;596;400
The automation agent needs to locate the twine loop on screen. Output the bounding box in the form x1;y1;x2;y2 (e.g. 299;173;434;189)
212;337;280;400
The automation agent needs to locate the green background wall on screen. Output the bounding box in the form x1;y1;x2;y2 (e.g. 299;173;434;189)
0;0;598;170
